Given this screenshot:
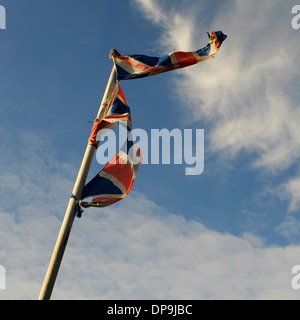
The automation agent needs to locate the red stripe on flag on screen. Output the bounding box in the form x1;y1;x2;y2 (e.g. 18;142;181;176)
104;157;134;191
117;85;128;103
117;56;153;73
172;51;198;68
104;114;132;121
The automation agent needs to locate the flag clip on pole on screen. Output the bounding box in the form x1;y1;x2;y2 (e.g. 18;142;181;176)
38;64;116;300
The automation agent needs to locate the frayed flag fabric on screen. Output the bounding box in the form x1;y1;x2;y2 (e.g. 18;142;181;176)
80;137;142;208
110;31;227;80
89;81;132;148
82;64;140;208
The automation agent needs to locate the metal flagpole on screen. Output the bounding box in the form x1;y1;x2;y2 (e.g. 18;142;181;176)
38;64;116;300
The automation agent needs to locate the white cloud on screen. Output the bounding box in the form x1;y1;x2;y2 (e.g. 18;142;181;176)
2;190;300;300
279;177;300;212
49;199;300;300
134;0;167;25
0;128;300;299
134;0;196;51
275;215;300;242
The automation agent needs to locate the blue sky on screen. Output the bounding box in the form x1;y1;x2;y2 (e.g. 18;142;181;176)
1;0;300;299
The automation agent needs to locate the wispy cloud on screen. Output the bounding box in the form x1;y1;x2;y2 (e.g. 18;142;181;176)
275;215;300;243
133;0;300;212
134;0;196;51
279;176;300;212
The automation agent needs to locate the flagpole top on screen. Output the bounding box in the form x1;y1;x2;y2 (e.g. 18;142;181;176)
109;49;121;60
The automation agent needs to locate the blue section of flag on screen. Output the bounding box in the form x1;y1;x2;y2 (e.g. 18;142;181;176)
110;98;131;116
81;174;122;199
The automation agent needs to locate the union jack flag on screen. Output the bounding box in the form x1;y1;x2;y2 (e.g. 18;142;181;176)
80;137;142;208
82;71;141;208
110;31;227;80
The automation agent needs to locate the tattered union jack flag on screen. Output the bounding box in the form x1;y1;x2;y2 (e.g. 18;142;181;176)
78;30;226;212
89;81;132;148
80;137;142;208
110;31;227;80
80;72;140;208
